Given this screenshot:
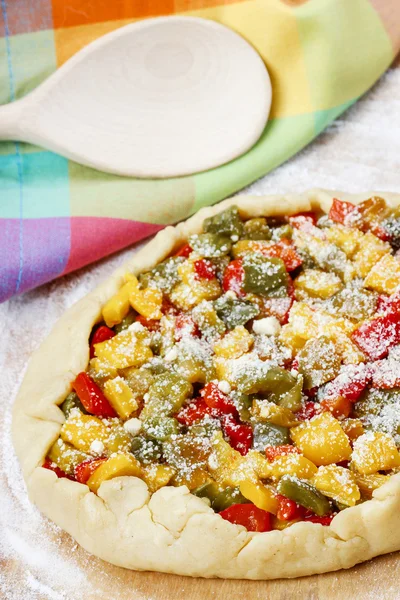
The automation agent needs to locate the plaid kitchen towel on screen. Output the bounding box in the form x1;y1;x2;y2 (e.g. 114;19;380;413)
1;0;400;303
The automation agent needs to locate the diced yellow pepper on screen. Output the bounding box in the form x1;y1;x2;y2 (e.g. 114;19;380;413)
252;400;299;428
352;231;391;278
213;357;236;386
364;253;400;295
351;432;400;475
294;269;342;299
94;329;153;369
105;425;132;453
288;302;318;340
279;324;307;354
170;261;221;310
353;472;390;499
325;225;364;259
213;326;254;359
341;418;365;441
141;464;175;493
48;438;88;476
89;358;118;380
103;376;138;420
231;239;270;259
129;285;163;320
312;464;360;507
291;412;352;466
269;454;318;480
60;413;109;453
333;333;366;365
86;453;142;493
239;480;278;514
173;467;210;490
102;281;135;327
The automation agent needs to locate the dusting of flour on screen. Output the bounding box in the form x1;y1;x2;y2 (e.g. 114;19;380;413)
1;67;400;599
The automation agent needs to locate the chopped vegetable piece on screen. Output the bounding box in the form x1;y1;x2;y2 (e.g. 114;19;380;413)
135;315;161;332
139;257;183;292
329;198;356;225
129;281;163;320
113;311;136;334
265;445;300;461
90;325;115;359
294;269;342;299
103;377;138;420
176;399;212;425
60;413;109;453
303;514;334;526
276;495;305;521
253;422;290;451
48;438;88;476
320;396;352;418
143;416;180;441
203;206;244;239
353;472;389;499
351;432;400;474
194;259;217;281
269;455;318;480
243;217;272;241
72;372;116;418
201;382;237;416
141;373;193;419
75;458;107;484
291;412;352;466
312;465;360;507
213;326;253;359
239;480;278;514
297;336;341;389
261;239;303;272
252;400;299;428
214;294;259;329
277;475;331;516
351;311;400;360
289;212;317;230
189;233;232;258
94;328;153;369
174;244;192;258
364;253;400;295
295;401;321;422
102;281;133;327
222;414;253;455
242;254;288;296
86;453;142;494
222;259;245;296
219;503;272;532
61;392;87;418
141;464;175;492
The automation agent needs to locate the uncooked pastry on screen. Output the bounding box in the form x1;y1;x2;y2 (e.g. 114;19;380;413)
13;189;400;579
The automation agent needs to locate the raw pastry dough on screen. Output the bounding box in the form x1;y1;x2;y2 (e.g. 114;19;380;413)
13;189;400;579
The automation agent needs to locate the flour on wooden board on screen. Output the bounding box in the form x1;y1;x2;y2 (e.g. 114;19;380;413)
2;67;400;598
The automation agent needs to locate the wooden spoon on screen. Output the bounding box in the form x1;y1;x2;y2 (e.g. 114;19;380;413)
0;16;271;178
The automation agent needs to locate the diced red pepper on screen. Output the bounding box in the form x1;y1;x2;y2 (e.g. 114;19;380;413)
371;223;391;242
72;372;117;418
329;198;357;225
42;459;74;480
174;243;192;258
265;445;300;462
320;396;352;418
135;315;161;332
303;387;318;399
376;291;400;316
194;259;216;281
321;364;371;403
90;325;115;358
200;382;237;416
219;503;272;532
351;312;400;361
221;414;253;456
222;259;245;297
176;399;212;425
276;495;305;521
303;514;334;526
289;212;317;231
75;458;107;484
174;313;200;341
162;297;179;316
260;239;303;272
295;401;322;421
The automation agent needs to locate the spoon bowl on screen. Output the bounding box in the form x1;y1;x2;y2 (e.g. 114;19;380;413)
0;17;271;178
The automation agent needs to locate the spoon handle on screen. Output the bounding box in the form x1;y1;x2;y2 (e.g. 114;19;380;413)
0;100;25;141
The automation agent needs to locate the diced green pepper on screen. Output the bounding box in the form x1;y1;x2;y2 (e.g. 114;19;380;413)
233;393;253;422
242;254;288;297
192;482;248;512
203;206;244;239
120;367;154;396
141;373;193;420
138;257;183;292
237;365;296;397
214;295;259;330
297;336;341;389
189;233;232;258
242;217;272;241
130;435;163;464
324;284;378;321
272;224;293;241
61;392;87;417
188;420;221;438
275;375;303;412
48;439;88;475
277;475;331;516
114;310;136;334
192;301;226;341
142;416;180;441
354;388;400;442
252;421;290;451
